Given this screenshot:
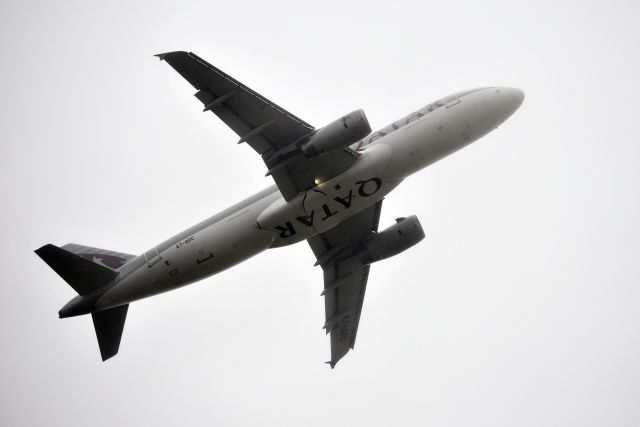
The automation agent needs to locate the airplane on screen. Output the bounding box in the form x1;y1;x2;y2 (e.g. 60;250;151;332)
35;51;524;368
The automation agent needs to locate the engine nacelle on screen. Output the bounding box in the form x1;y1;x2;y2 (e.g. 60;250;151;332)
301;109;371;156
360;215;425;265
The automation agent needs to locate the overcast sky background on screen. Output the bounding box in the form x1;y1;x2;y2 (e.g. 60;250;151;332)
1;0;639;426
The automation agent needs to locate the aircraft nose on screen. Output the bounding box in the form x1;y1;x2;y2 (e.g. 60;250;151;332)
467;87;524;135
454;87;524;145
494;87;525;121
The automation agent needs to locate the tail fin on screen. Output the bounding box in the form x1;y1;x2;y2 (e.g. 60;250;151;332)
61;243;135;270
35;244;118;295
35;243;132;361
92;304;129;361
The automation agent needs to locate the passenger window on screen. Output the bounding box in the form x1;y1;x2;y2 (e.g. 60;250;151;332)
446;97;461;108
405;112;423;124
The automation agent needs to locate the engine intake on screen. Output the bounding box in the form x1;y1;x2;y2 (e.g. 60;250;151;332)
301;109;371;156
360;215;425;265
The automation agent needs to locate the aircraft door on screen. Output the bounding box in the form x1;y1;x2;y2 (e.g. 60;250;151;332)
144;247;161;267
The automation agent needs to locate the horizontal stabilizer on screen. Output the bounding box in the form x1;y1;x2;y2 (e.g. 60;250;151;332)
92;304;129;361
35;244;118;295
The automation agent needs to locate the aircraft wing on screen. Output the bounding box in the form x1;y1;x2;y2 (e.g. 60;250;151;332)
158;51;358;200
307;200;383;368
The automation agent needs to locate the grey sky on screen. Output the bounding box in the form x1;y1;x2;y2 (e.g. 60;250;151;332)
2;0;639;426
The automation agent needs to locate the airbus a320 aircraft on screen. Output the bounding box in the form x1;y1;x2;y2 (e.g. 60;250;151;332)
35;51;523;367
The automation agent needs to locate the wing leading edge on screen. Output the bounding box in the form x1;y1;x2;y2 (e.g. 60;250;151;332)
157;51;358;200
307;200;383;368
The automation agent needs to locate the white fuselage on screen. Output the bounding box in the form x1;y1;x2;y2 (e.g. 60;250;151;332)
96;87;523;310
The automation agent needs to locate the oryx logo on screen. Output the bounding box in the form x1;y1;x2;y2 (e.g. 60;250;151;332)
275;177;382;238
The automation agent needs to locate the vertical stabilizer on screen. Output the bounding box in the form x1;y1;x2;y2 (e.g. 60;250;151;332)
34;244;118;295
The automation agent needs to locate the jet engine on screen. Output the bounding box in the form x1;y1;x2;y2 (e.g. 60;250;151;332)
301;109;371;156
360;215;425;265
